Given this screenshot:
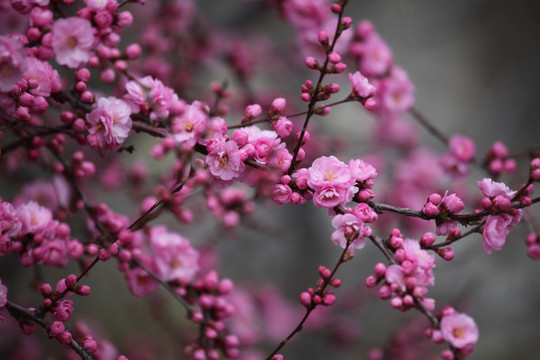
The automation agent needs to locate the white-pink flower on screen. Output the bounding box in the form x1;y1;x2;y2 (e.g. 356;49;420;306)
16;201;53;234
172;101;207;149
348;71;376;98
477;178;516;199
149;226;199;282
206;140;245;181
449;135;475;163
440;312;479;349
331;213;365;249
308;156;352;189
24;57;62;97
51;17;94;69
0;35;26;92
86;96;132;151
348;158;377;182
483;212;522;254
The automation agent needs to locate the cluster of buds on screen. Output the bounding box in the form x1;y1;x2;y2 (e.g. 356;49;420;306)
185;271;239;360
299;265;341;308
484;141;517;177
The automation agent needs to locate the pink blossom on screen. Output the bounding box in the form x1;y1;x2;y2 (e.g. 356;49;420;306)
149;226;199;282
385;264;406;291
298;16;353;62
402;239;435;273
483;212;522;254
271;184;292;204
0;278;6;309
125;266;159;297
312;185;352;209
348;71;376;98
16;201;53;234
242;126;282;164
51;17;94;69
24;57;62;97
308;156;352;189
206;140;245;181
449;135;475;162
440;312;479;349
282;0;330;29
352;203;377;223
86;96;132;151
14;180;59;212
226;289;262;345
172;101;207;149
0;35;26;92
374;66;415;115
352;31;393;77
348;158;377;182
84;0;113;11
269;147;293;172
477;178;516;199
54;299;74;322
436;192;465;235
40;239;69;267
124;76;181;120
331;213;365;249
0;201;22;237
273;116;293;138
200;116;228;145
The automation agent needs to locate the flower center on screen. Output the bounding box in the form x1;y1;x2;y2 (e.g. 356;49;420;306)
66;36;78;49
453;327;465;339
218;155;229;169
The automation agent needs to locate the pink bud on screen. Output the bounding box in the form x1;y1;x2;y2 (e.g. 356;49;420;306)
304;56;318;69
419;233;435;247
271;97;286;111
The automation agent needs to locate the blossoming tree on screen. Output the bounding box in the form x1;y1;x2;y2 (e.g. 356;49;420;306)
0;0;539;359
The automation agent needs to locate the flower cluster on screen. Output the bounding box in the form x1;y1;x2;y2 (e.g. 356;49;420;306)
368;233;437;313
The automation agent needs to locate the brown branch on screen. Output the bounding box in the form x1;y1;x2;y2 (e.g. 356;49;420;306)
5;300;94;360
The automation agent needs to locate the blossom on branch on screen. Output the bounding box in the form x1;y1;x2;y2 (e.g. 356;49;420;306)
86;96;132;151
51;17;94;69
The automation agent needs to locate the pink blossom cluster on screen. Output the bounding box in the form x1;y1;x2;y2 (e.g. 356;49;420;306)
367;231;436;313
440;135;476;177
484;141;517;177
86;96;132;151
478;178;522;254
0;200;83;267
430;307;479;358
422;191;465;236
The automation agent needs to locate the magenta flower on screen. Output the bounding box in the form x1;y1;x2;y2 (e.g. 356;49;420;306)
449;135;475;162
0;201;22;238
206;140;245;181
149;226;199;282
477;178;516;199
172;101;208;149
348;71;376;98
483;212;522;254
24;57;62;97
331;213;365;249
0;35;26;92
53;299;74;322
86;97;132;151
16;201;53;234
308;156;352;189
51;17;94;69
353;31;393;77
348;158;377;182
440;312;479;349
125;266;159;297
